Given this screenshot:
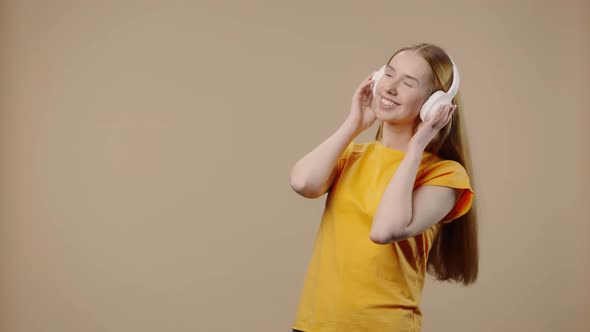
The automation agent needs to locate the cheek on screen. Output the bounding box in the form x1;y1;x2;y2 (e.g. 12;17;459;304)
402;91;426;108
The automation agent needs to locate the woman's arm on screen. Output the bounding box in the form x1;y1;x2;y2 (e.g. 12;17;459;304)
289;72;378;199
289;122;358;198
370;104;460;244
369;143;461;243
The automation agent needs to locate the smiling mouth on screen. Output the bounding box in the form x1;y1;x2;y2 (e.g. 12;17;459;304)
380;97;400;107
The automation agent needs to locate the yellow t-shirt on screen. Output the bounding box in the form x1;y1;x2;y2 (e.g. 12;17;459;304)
292;140;474;332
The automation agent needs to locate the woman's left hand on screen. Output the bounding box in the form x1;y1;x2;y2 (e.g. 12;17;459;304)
410;104;457;149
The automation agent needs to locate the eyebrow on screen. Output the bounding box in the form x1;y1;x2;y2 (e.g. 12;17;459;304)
386;65;420;84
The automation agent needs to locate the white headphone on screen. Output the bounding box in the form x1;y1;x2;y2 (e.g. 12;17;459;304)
371;58;460;121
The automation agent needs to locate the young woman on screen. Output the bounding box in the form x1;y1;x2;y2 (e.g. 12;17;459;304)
288;43;478;332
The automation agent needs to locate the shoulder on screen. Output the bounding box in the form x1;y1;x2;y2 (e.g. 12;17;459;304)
418;155;471;189
336;141;382;175
417;156;475;222
421;154;468;175
339;140;375;159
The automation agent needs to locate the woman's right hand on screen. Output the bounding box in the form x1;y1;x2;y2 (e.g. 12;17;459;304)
345;72;378;134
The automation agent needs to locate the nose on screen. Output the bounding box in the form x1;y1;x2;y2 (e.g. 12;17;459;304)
384;79;399;96
384;81;398;95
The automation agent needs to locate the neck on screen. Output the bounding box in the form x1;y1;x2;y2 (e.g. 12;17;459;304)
379;121;416;152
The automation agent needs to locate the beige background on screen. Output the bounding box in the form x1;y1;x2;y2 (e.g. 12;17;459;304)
1;0;588;331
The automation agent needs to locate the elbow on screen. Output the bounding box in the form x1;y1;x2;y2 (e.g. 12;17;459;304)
370;231;406;244
369;224;409;245
369;231;391;245
289;176;323;199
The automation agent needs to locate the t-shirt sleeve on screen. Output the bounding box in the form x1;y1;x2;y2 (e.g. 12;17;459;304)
418;160;474;223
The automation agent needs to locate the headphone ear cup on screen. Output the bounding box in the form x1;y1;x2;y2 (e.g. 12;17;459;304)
371;66;385;97
420;91;452;121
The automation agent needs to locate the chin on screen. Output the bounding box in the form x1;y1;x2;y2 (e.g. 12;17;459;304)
374;106;401;122
375;107;419;125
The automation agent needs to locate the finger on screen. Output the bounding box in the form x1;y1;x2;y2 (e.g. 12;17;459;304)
363;76;376;88
361;83;374;98
356;79;374;95
446;104;453;114
435;105;451;124
445;104;453;118
444;106;455;125
435;104;448;121
360;82;374;95
359;72;375;87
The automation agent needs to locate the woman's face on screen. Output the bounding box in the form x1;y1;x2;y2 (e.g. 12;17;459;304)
374;51;432;124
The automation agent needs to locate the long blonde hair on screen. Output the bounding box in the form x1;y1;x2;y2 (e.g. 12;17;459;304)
376;43;479;285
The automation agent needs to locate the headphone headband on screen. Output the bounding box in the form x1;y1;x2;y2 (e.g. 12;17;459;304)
447;58;460;97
